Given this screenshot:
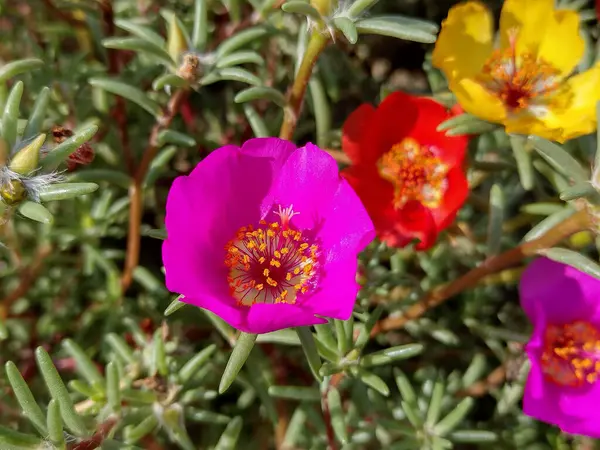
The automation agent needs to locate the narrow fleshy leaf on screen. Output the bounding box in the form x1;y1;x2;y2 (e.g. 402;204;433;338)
530;136;588;181
234;86;286;107
179;344;217;384
35;347;89;437
106;362;121;414
219;332;258;394
67;169;130;189
2;81;23;150
437;113;497;136
335;320;350;355
192;0;209;51
102;37;174;66
145;228;167;240
295;327;323;382
105;333;136;364
124;415;158;444
356;368;390;396
145;145;178;186
394;368;417;404
333;17;358;44
309;75;332;149
433;398;474;436
46;399;66;448
355;16;438;43
62;339;104;388
243;104;269;137
268;385;321;401
281;1;322;21
114;19;165;47
38;183;98;202
201;68;262;86
0;59;43;83
486;184;504;256
522;207;576;242
17;201;53;224
355;305;383;348
0;425;44;449
256;329;301;345
151;329;168;377
164;295;186;316
216;27;271;57
449;430;498;443
89;78;161;117
187;409;231;424
540;247;600;280
23;87;50;139
360;343;424;367
347;0;380;17
152;73;188;91
461;354;488;387
216;51;264;69
510;135;534;191
560;182;600;202
327;386;348;444
215;416;243;450
425;377;446;427
157;129;196;147
5;362;48;436
41;124;98;170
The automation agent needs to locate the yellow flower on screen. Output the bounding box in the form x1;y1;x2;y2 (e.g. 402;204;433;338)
432;0;600;143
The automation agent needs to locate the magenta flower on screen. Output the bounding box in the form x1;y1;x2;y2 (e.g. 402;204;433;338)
162;138;374;334
520;257;600;438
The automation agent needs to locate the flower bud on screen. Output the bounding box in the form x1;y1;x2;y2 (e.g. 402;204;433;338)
9;133;46;175
166;15;188;64
0;138;7;167
0;179;27;205
311;0;337;16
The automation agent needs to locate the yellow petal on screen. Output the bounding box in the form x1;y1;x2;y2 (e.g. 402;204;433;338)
450;78;506;124
504;116;561;141
432;1;494;82
499;0;554;56
540;64;600;142
537;10;583;77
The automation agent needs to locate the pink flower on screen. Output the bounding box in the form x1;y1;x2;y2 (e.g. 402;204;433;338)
520;257;600;438
162;138;374;334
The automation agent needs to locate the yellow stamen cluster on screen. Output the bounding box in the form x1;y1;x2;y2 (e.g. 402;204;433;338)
224;207;319;306
377;138;449;209
541;321;600;387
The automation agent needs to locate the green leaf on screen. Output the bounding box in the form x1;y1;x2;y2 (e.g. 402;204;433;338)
152;73;189;91
35;347;89;437
23;87;50;139
449;430;498;443
433;397;474;436
201;68;262;86
425;377;446;427
157;129;196;147
89;78;161;117
145;146;178;186
62;339;104;388
268;385;321;401
560;182;600;202
192;0;209;51
0;425;44;449
216;51;264;69
102;37;174;66
38;183;98;202
151;329;168;377
327;386;348;444
46;399;66;448
281;1;322;21
333;17;358;44
355;305;383;348
335;319;351;355
437;113;497;136
5;362;48;436
219;332;257;393
2;81;23;150
356;368;390;396
0;59;44;83
67;169;130;189
355;16;438;44
347;0;380;17
216;26;271;57
295;327;323;381
115;19;165;47
234;86;286;107
106;362;121;414
17;201;53;224
164;295;186;316
309;75;331;149
41;124;98;170
124;415;158;444
530;136;588;181
486;184;505;256
243;104;269;137
215;416;243;450
461;354;488;387
510;135;534;191
187;409;231;424
541;247;600;280
394;368;417;405
179;344;217;384
256;329;301;345
360;343;424;367
106;333;136;365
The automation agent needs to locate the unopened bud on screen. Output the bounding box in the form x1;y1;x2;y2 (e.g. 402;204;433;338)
166;14;188;63
9;134;46;175
0;179;27;205
311;0;337;16
0;139;7;167
177;53;202;82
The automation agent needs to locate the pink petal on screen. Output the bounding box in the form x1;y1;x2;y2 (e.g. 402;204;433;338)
245;303;327;334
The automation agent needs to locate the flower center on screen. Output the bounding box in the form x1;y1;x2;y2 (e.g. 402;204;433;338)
224;205;319;306
541;321;600;387
477;30;565;116
377;138;449;209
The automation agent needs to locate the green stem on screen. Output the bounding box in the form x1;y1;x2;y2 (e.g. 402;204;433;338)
279;32;329;141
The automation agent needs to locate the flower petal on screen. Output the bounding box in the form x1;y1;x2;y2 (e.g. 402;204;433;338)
499;0;554;57
519;257;600;327
450;78;507;124
430;166;468;231
537;10;583;77
393;201;437;250
245;303;327;334
432;1;494;82
341;104;376;165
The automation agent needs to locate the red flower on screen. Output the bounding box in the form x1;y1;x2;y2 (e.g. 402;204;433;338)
341;91;469;250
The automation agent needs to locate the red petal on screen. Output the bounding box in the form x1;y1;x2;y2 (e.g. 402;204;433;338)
393;201;438;250
341;104;376;165
431;166;469;231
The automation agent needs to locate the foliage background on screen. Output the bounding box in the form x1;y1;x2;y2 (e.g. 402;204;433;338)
1;0;599;449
